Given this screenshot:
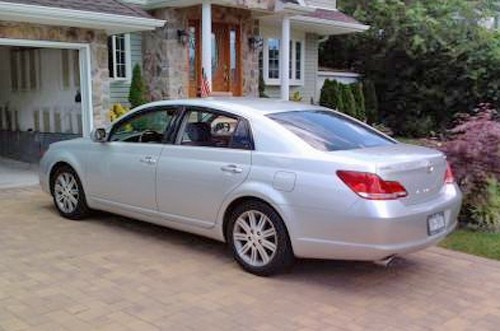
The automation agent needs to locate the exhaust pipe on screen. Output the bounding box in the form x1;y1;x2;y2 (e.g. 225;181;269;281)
374;255;397;268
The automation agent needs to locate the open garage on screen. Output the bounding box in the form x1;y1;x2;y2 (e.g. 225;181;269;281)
0;43;89;163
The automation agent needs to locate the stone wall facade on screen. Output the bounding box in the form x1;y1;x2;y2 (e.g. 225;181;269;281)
144;5;259;101
143;8;190;101
0;22;109;127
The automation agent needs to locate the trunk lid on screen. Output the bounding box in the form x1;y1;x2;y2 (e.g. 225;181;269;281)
335;144;447;205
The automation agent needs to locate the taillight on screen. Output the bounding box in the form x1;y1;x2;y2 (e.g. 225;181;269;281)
444;161;454;184
337;170;408;200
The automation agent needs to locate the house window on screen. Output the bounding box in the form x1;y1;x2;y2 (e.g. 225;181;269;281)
268;39;280;79
262;32;304;86
108;34;131;80
10;49;40;92
295;41;302;80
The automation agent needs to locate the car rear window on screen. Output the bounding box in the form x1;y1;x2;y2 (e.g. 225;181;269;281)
267;110;395;151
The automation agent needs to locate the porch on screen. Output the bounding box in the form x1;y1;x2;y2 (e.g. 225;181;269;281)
144;1;368;102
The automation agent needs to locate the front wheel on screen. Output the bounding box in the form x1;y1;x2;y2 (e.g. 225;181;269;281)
227;201;294;276
51;166;90;220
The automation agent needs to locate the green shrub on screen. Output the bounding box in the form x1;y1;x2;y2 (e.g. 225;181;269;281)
333;81;344;112
399;115;434;138
470;178;500;231
341;84;357;118
129;64;148;109
321;80;370;121
363;79;378;124
320;79;335;109
352;83;366;121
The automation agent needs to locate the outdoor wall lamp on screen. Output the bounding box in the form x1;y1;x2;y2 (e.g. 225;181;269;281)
248;36;263;51
177;29;189;45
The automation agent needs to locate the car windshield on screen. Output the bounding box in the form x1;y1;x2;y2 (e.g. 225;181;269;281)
268;110;395;151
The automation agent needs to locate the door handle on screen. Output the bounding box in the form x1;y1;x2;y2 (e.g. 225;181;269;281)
221;164;243;174
140;156;157;165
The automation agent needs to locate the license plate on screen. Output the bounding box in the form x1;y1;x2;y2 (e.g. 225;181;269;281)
427;212;445;236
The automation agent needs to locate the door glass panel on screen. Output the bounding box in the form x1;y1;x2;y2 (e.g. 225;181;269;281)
211;33;218;73
189;26;197;81
110;108;177;143
230;29;237;83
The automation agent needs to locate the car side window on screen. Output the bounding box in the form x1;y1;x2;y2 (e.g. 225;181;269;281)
178;108;253;150
109;108;178;143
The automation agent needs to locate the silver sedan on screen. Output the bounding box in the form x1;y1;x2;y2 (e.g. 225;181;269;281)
39;98;462;276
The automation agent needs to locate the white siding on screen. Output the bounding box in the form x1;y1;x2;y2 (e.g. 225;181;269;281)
303;33;318;103
304;0;336;10
109;32;143;107
264;33;319;104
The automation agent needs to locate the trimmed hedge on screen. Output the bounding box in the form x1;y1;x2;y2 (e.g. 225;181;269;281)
320;79;371;121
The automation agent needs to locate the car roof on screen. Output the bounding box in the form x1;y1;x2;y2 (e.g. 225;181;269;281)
133;97;323;119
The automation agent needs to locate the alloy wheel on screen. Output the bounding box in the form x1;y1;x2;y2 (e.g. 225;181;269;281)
54;172;80;214
232;210;278;267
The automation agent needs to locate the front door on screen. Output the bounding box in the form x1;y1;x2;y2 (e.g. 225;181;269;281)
188;22;242;97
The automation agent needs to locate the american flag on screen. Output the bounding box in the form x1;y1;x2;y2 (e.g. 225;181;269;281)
200;68;211;98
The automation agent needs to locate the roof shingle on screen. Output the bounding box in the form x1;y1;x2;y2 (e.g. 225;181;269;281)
0;0;151;18
307;8;362;25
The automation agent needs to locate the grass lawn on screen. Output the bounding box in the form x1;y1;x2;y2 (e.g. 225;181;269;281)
439;229;500;261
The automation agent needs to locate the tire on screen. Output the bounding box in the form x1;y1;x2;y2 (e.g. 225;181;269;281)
227;201;294;276
51;165;90;220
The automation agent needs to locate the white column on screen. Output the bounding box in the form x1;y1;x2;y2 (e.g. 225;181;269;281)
280;16;291;100
202;0;212;93
79;46;93;136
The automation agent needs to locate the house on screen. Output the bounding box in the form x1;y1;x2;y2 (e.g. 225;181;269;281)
0;0;367;163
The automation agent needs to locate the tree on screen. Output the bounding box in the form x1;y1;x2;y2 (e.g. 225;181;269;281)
341;84;357;118
129;64;148;109
320;79;333;108
352;83;367;121
333;81;345;113
321;0;500;136
363;79;378;124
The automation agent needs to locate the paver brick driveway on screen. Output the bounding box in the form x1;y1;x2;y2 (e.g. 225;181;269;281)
1;187;500;331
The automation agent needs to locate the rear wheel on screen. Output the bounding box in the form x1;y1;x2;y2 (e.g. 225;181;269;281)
227;201;294;276
51;166;90;220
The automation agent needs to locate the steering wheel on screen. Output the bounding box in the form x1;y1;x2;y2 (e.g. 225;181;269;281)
139;130;161;143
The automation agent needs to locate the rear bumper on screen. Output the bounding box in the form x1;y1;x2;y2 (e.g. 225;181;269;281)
288;184;462;261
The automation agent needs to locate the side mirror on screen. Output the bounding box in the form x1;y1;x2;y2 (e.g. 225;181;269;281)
92;128;107;142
